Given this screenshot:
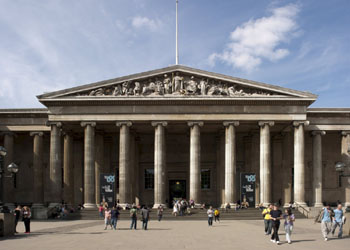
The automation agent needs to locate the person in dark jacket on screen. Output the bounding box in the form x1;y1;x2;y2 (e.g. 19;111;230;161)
14;205;22;233
141;206;150;230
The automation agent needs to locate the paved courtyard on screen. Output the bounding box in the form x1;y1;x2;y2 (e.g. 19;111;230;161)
1;219;348;250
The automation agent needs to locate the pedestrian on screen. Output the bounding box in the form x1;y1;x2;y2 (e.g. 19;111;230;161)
157;205;163;222
283;208;295;244
22;206;31;233
98;204;104;218
14;205;21;233
214;208;220;222
104;207;112;230
262;204;273;235
130;205;138;230
270;203;283;245
110;206;119;230
315;203;334;241
331;203;344;238
172;202;178;217
207;206;214;226
141;206;150;230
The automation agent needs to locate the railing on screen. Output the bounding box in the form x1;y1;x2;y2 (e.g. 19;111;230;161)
294;202;311;218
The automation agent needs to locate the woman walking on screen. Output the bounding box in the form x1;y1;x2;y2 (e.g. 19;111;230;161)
14;205;22;233
270;204;283;244
22;206;31;233
283;208;295;244
104;207;112;230
207;206;214;226
157;205;164;222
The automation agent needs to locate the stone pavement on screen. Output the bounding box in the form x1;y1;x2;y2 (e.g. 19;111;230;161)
0;219;348;250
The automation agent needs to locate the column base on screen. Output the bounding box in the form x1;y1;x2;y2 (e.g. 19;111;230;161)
313;202;324;208
48;203;60;208
262;202;271;207
152;203;168;209
221;203;236;209
83;203;97;209
32;206;49;219
295;202;307;207
32;203;45;209
344;202;350;208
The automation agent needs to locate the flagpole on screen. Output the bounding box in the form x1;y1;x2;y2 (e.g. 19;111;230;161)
176;0;179;65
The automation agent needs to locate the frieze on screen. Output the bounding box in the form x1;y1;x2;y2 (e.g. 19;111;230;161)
73;72;284;98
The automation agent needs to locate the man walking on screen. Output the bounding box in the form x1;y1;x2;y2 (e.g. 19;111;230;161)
315;203;334;241
130;205;138;230
141;206;150;230
332;204;344;238
110;206;119;230
262;204;273;235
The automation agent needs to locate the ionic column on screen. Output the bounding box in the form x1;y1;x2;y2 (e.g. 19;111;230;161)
341;131;350;207
293;121;309;206
95;133;104;206
81;122;96;208
116;121;132;205
63;132;74;206
188;121;203;205
312;131;326;207
223;121;239;207
258;121;274;207
49;122;62;206
30;132;44;208
2;132;15;208
152;121;168;208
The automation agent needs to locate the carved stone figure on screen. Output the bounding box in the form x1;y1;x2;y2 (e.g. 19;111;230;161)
89;88;104;96
163;74;172;94
172;72;184;93
199;78;208;95
155;77;164;95
133;82;141;96
142;79;156;95
113;85;122;96
186;76;198;95
121;81;130;95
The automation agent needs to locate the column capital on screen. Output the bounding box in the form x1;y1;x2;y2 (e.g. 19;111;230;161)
46;121;62;128
311;130;326;136
30;131;44;137
151;121;168;127
81;122;96;128
116;121;132;127
341;131;350;136
223;121;239;127
0;131;16;137
187;121;204;127
292;121;310;127
258;121;274;127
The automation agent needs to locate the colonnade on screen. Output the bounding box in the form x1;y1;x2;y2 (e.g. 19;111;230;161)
1;122;349;209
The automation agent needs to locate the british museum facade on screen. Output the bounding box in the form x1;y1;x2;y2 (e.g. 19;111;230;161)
1;65;349;214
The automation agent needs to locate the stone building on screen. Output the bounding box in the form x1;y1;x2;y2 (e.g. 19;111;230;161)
0;65;349;213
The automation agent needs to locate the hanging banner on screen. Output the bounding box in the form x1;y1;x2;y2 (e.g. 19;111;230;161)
100;174;115;208
240;173;256;207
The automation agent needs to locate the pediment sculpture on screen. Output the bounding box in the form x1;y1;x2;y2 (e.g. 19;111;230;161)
76;72;279;97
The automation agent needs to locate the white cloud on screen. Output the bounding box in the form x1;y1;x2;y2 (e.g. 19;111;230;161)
209;4;300;72
131;16;162;31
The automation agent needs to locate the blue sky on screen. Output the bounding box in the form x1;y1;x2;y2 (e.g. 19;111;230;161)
0;0;349;108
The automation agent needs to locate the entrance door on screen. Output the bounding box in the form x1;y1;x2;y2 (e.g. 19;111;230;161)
169;180;186;207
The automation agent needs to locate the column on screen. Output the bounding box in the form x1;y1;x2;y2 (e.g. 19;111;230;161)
282;132;293;207
188;121;203;205
312;131;325;207
3;132;15;207
30;132;44;207
63;132;74;206
258;121;274;207
341;131;350;207
49;122;62;206
223;121;239;206
95;133;104;205
152;121;168;208
293;121;309;206
116;121;132;206
81;122;96;208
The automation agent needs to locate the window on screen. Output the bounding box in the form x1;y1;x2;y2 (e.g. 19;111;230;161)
201;169;210;189
144;169;154;189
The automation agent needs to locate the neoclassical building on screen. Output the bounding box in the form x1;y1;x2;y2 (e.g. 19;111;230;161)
1;65;349;215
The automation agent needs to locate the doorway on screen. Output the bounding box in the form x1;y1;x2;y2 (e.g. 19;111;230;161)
169;180;186;207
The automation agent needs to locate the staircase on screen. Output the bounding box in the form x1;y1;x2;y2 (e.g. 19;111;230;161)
67;208;307;221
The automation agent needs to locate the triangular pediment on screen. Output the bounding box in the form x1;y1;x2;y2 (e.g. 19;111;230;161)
37;65;317;102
